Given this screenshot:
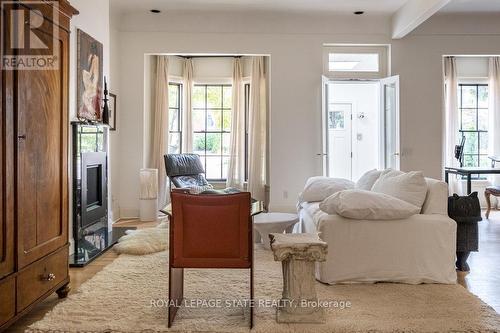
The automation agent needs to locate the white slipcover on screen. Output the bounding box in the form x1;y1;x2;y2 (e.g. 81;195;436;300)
298;178;457;285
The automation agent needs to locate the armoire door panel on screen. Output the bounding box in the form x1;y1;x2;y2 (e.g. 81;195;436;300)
0;0;15;279
17;25;69;268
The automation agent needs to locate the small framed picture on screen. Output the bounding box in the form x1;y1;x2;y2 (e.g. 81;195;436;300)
108;93;117;130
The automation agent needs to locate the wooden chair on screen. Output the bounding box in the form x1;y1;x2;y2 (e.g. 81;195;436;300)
485;186;500;219
167;189;254;328
485;156;500;219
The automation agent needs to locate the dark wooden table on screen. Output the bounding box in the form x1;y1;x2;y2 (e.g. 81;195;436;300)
445;166;500;194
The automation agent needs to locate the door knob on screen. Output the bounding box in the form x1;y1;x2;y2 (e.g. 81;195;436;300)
393;152;400;156
18;134;26;140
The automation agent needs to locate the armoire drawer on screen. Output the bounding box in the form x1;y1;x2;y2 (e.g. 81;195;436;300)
0;276;15;327
17;247;68;312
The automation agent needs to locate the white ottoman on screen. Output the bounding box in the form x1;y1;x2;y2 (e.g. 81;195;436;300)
253;213;299;249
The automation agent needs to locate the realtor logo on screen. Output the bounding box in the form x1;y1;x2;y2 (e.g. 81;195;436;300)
1;1;59;70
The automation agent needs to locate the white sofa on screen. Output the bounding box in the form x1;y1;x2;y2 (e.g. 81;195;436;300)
298;178;457;284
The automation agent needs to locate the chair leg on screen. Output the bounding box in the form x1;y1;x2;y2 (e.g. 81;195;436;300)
250;266;254;329
485;191;492;219
168;267;184;328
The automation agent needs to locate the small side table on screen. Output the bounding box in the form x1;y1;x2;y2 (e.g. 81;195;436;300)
269;233;328;324
254;213;299;249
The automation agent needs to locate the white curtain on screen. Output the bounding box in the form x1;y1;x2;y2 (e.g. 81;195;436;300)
182;58;194;153
489;57;500;185
151;56;169;206
226;58;245;189
444;56;459;193
248;56;267;201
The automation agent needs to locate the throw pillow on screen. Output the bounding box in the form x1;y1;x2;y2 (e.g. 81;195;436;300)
299;176;354;203
371;170;427;208
355;169;383;190
319;189;421;220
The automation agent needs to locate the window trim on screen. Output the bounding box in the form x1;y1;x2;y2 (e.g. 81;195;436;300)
168;82;183;154
244;83;250;182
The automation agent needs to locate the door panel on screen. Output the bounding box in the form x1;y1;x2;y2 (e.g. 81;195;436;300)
380;75;400;170
17;25;69;268
0;0;15;279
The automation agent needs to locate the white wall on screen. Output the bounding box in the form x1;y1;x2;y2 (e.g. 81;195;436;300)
113;10;500;212
115;11;390;214
109;2;121;222
68;0;111;252
391;14;500;184
456;57;489;79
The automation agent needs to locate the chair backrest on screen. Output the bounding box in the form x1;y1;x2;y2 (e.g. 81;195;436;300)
164;154;209;188
170;190;252;269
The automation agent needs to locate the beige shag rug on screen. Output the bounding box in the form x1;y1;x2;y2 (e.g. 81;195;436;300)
27;245;500;333
113;222;168;255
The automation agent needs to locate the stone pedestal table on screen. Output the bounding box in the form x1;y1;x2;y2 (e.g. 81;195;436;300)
269;233;328;323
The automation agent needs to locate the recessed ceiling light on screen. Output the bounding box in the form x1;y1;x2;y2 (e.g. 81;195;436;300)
354;11;365;15
150;9;161;14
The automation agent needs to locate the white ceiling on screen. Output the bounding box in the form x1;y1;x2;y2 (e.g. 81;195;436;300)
440;0;500;13
110;0;409;14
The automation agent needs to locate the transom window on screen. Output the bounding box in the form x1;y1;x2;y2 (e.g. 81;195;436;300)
168;83;182;154
458;83;489;168
192;84;232;181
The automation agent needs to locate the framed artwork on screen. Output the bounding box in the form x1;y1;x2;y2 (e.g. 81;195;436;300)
108;93;117;130
77;29;103;122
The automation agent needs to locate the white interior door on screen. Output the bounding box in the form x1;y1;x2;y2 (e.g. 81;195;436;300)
380;75;400;170
321;77;353;178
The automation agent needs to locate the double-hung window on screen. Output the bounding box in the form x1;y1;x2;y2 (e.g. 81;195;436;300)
192;84;232;181
458;83;489;168
168;83;182;154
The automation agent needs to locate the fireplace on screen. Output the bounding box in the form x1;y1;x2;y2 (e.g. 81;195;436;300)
70;123;110;266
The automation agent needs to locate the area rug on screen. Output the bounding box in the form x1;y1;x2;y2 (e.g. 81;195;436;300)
27;247;500;333
113;221;168;255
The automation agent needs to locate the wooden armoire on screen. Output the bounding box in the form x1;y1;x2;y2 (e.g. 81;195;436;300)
0;0;78;330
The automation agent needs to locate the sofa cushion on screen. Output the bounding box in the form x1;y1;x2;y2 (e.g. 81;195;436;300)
421;178;449;215
299;176;354;203
371;170;427;208
355;169;383;190
319;189;421;220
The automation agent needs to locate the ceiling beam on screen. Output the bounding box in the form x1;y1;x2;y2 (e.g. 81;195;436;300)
391;0;451;39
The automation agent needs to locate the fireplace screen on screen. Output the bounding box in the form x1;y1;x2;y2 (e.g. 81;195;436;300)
86;164;103;209
81;153;107;228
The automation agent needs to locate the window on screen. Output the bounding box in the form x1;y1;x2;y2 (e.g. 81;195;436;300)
192;84;232;180
168;83;182;154
244;83;250;181
328;53;379;72
458;84;489;168
322;46;388;79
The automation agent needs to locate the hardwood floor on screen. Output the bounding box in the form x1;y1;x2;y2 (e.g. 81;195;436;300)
5;213;500;332
458;210;500;313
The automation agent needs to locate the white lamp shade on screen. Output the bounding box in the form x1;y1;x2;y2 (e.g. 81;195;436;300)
140;168;158;200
